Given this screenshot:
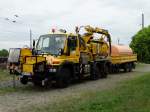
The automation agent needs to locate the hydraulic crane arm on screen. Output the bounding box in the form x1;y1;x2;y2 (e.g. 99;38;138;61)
85;25;110;38
76;25;112;56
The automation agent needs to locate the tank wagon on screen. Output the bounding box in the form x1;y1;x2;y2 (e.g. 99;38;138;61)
110;44;137;73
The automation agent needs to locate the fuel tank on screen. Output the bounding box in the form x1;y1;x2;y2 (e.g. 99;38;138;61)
111;44;133;56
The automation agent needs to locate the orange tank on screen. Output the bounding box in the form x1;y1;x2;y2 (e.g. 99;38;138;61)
111;44;133;56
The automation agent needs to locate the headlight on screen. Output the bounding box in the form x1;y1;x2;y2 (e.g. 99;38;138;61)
49;68;57;72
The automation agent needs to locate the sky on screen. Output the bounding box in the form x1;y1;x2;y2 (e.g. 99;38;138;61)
0;0;150;50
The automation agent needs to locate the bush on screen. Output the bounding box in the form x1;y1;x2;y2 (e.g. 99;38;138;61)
130;26;150;63
0;49;9;57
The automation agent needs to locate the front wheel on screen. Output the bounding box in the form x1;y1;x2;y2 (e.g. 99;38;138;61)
56;68;71;88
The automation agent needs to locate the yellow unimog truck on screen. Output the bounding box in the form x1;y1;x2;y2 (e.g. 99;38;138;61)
8;26;111;88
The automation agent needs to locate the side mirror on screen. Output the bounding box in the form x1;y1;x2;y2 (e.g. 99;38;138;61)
32;40;36;55
33;39;35;48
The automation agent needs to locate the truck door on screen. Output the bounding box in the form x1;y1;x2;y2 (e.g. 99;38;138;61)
67;36;79;63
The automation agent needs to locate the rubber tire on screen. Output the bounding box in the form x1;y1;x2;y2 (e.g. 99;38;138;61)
123;64;128;72
102;64;108;78
128;63;132;72
20;76;28;85
90;65;100;80
116;65;120;73
56;68;71;88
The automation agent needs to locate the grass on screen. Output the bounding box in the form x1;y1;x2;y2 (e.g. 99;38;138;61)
136;63;147;67
0;82;51;95
0;69;12;81
0;85;35;95
0;69;45;95
18;72;150;112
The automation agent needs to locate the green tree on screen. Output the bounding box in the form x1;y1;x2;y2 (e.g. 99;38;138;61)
0;49;9;57
130;25;150;63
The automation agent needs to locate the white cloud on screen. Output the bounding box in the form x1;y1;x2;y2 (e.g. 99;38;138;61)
0;0;150;49
0;41;30;50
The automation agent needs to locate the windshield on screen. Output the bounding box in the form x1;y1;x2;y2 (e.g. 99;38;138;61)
36;34;66;55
